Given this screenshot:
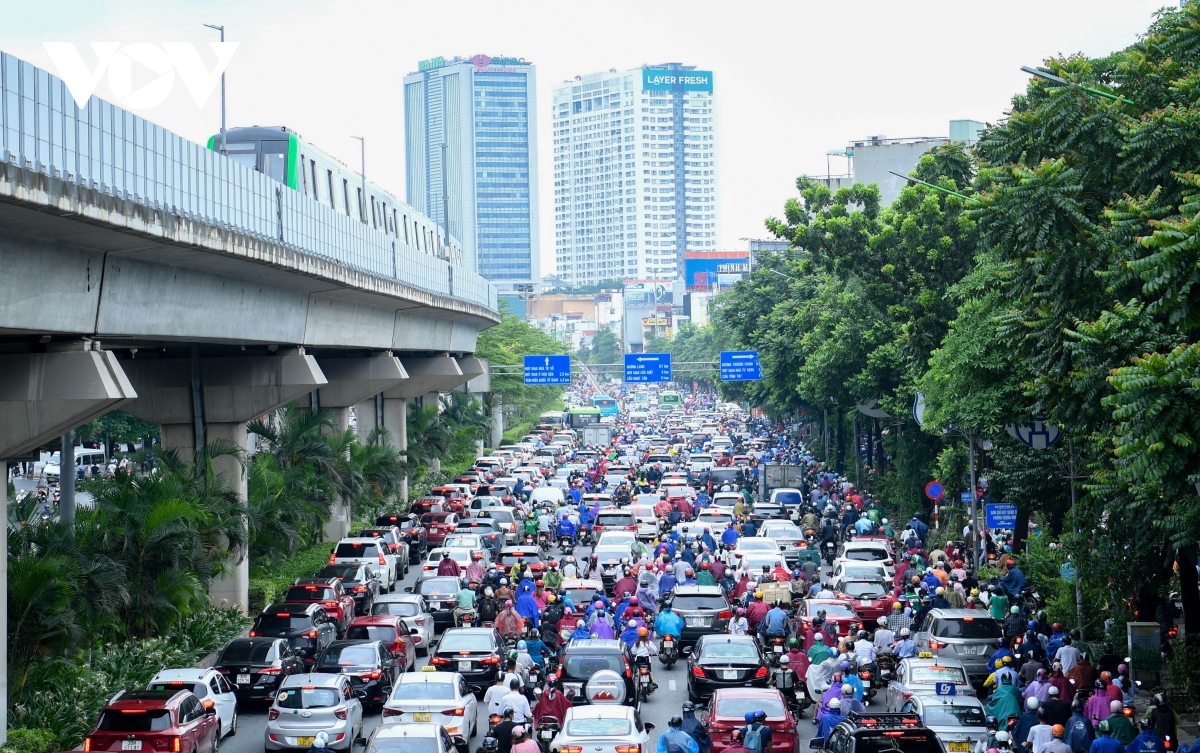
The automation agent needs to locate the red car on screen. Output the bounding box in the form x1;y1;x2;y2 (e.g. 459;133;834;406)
84;689;219;753
833;578;892;624
798;598;863;639
345;615;417;674
701;688;800;753
283;579;356;636
429;487;467;513
410;497;446;516
420;512;460;546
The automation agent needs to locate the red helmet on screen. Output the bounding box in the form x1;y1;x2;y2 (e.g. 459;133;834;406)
1006;559;1016;567
536;580;544;587
701;561;710;569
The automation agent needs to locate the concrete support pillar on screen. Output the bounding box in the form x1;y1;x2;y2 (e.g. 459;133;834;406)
490;394;504;450
206;422;250;612
323;406;351;542
383;397;408;502
422;391;441;473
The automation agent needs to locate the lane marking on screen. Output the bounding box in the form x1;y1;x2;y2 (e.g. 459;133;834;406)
669;680;677;691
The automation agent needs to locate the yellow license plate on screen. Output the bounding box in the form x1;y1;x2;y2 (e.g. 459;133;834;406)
949;743;969;752
297;738;315;747
414;712;431;722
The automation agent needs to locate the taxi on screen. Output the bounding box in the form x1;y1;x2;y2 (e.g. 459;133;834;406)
883;655;975;712
381;668;479;750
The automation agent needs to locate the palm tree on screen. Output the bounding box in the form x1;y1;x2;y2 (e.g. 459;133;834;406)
349;427;405;520
440;391;491;442
405;404;452;466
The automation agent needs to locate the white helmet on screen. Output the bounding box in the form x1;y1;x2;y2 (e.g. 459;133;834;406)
900;628;911;637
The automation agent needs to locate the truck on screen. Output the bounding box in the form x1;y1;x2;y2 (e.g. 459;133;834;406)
761;463;806;503
581;423;613;448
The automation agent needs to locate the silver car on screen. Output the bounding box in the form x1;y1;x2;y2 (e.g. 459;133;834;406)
372;594;436;656
913;609;1004;680
884;657;976;711
898;694;989;753
265;673;363;751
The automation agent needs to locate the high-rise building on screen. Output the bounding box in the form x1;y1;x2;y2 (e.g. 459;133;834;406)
552;63;719;287
403;54;540;285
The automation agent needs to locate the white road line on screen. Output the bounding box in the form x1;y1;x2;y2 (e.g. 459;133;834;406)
669;680;677;691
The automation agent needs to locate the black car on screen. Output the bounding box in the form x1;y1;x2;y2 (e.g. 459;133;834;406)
811;712;943;753
313;639;400;708
667;585;733;645
375;513;428;563
428;627;504;692
405;575;461;628
707;467;745;493
213;637;306;702
685;633;769;702
316;563;382;615
250;602;338;668
558;638;638;709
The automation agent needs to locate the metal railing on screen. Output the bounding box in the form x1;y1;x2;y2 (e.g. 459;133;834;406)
0;52;497;312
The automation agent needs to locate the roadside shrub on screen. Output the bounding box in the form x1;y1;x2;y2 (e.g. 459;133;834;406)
1;728;56;753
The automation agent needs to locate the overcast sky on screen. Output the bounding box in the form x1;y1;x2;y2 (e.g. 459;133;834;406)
2;0;1171;276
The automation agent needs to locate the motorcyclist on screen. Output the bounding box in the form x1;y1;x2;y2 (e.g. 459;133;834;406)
496;600;525;639
758;599;791;639
556;516;576;544
655;603;684;640
999;558;1028;601
453;578;477;624
774;654;802;708
438;551;462;576
681;703;712;753
657;716;699;753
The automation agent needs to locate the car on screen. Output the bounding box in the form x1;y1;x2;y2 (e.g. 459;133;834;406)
312;639;402;708
625;504;659;540
358;526;412;577
250;603;339;668
547;704;655;753
452;518;504;556
477;507;520;543
668;585;732;646
372;594;436;655
768;488;804;507
701;687;800;753
696;509;733;534
831;560;890;584
422;547;482;575
884;657;976;711
832;579;892;624
419;513;461;547
758;521;806;566
592;508;638;535
331;537;397;591
685;633;769;701
84;689;219;753
315;563;382;616
284;579;357;636
214;637;307;704
897;695;989;753
797;599;863;639
265;673;364;751
750;501;787;523
405;575;461;628
376;513;429;563
497;546;546;577
841;541;896;577
688;453;715;472
441;533;491;560
733;537;781;560
428;627;505;692
558;638;638;709
736;553;785;580
345;615;418;673
594;530;638;548
560;578;605;610
911;609;1003;681
410;497;447;517
362;718;459;753
382;670;480;748
811;711;944;753
659;480;696;499
147;668;238;738
465;495;506;515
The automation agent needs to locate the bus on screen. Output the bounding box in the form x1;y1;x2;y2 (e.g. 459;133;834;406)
659;391;683;408
567;406;602;429
633;391;650;406
591;395;619;417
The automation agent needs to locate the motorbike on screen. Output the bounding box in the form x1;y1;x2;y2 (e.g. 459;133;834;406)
558;535;574;555
764;635;786;666
577;526;593;547
876;653;896;684
535;716;562;753
659;633;678;668
537;530;552;551
634;657;654;701
486;714;503;738
823;541;837;566
456;610;476;628
527;663;544;695
858;661;880;701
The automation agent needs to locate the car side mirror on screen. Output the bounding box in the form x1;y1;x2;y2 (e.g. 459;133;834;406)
204;706;217;717
353;738;367;748
682;646;692;656
644;723;655;732
403;586;413;593
355;690;368;700
410;628;421;636
809;739;825;750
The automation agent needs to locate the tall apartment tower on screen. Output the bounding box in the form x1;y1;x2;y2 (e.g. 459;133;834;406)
551;63;719;287
404;54;540;285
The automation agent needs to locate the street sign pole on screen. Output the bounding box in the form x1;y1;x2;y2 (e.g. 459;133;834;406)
967;432;979;571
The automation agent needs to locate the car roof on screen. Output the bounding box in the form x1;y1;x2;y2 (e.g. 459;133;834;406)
564;704;636;720
109;690;188;708
912;694;985;709
673;585;724;596
565;638;624;651
711;687;785;700
150;668;215;682
900;657;969;670
280;673;346;687
337;537;382;545
561;578;603;589
698;634;756;646
350;615;401;625
397;671;457;685
371;723;442;739
927;609;994;619
263;602;320;614
376;594;423;605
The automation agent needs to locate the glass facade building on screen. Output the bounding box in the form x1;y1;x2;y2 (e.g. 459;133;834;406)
404;56;540;285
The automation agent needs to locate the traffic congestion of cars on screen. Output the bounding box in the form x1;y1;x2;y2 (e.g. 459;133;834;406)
80;386;989;753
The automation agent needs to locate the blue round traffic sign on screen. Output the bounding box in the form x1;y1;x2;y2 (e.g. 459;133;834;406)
925;481;945;501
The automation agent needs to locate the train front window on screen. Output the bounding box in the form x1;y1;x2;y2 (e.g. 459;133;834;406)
223;141;258;170
261;140;288;182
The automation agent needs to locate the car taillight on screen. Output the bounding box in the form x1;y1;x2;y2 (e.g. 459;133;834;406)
307;630;318;638
378;552;387;564
718;611;732;619
431;656;450;665
268;708;280;721
482;656;501;665
326;601;338;608
329;553;337;565
930;639;946;650
249;630;257;637
692;665;706;677
334;707;348;720
710;722;732;732
259;666;281;674
172;738;181;753
83;739;91;752
415;617;426;625
383;707;403;717
755;666;769;678
443;708;466;716
561;747;583;753
616;746;641;753
354;586;366;593
362;670;381;679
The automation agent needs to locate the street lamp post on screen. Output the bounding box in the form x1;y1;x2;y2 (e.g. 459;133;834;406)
350;136;365;223
202;24;226;154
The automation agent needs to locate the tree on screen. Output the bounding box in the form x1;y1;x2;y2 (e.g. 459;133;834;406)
75;410;159;458
587;329;620;365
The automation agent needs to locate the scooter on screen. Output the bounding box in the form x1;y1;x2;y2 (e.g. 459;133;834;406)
823;541;837;566
634;657;655;701
535;717;561;753
558;535;574;555
764;635;786;666
456;610;476;628
659;634;678;668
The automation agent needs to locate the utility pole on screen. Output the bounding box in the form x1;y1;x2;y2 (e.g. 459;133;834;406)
203;24;226;154
60;430;76;525
967;432;980;571
351;136;365;222
1065;437;1087;634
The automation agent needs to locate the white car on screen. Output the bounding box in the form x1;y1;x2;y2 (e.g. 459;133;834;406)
372;594;435;656
660;480;696;499
627;504;659;540
147;667;239;737
421;547;482;574
711;491;742;509
841;540;897;576
832;559;891;583
732;537;780;560
695;509;733;534
688;454;715;473
332;537;397;591
548;704;654;753
382;670;479;742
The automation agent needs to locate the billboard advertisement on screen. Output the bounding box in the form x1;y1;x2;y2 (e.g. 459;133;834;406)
642;69;714;93
684;252;748;289
624;281;672;306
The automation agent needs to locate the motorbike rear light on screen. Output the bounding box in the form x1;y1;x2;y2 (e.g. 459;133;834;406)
490;715;502;726
268;708;280;721
860;671;872;680
639;666;650;675
443;708;466;716
1123;708;1133;718
334;706;348;720
693;665;706;677
755;666;769;678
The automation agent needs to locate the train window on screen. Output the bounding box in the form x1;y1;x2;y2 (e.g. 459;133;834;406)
403;216;410;244
227;151;256;170
300;155;309;194
310;160;319;201
357;188;364;221
343;180;351;216
327;170;335;209
391;209;397;234
261;141;288;183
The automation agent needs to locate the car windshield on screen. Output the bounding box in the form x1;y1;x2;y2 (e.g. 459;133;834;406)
738;540;775;551
700;641;759;660
484;510;514;523
316;645;378;669
842;582;888;598
715;697;785;719
501;554;542;566
597;513;635;525
438;632;496;652
566;718;632;736
443;536;479;549
373;602;420;617
219;641;274;663
319;565;366;581
285;586;337;602
369;738;440;753
335;542;380;558
346;625;397;643
420;514;451;525
841;565;887;578
911;665;968;683
389;682;456;700
97;710;173;732
563;653;624;678
773;491;801;505
592;548;630;563
810;604;857;619
255;614;310;632
933;618;1001;639
148;681;204;697
923;705;987;727
419;579;459;596
564;588;600;605
672;596;728;611
277;687;340;709
846;549;888;561
856;735;941;753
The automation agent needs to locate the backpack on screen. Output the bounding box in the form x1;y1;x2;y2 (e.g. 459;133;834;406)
743;725;764;753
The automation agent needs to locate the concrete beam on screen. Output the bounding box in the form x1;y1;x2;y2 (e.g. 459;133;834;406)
0;350;137;458
465;358;491;394
298;354;408;409
447;356;486;392
121;354;327;426
384;356;462;399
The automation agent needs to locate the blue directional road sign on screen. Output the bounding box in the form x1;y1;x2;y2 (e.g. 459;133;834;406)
985;503;1019;529
960;491;973;504
523;355;572;385
624;353;672;383
719;350;762;381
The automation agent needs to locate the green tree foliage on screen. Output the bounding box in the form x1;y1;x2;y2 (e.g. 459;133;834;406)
74;410;159;455
475;310;568;429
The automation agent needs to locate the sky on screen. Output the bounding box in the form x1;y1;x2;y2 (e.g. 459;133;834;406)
1;0;1174;278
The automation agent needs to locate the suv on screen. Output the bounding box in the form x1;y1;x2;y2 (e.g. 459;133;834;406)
312;640;401;708
357;526;411;578
331;538;397;592
213;637;306;702
429;626;505;692
374;513;427;563
84;689;218;753
250;603;339;668
912;609;1002;681
284;579;356;636
558;638;638;709
811;712;943;753
667;585;732;645
593;509;638;535
314;563;381;616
